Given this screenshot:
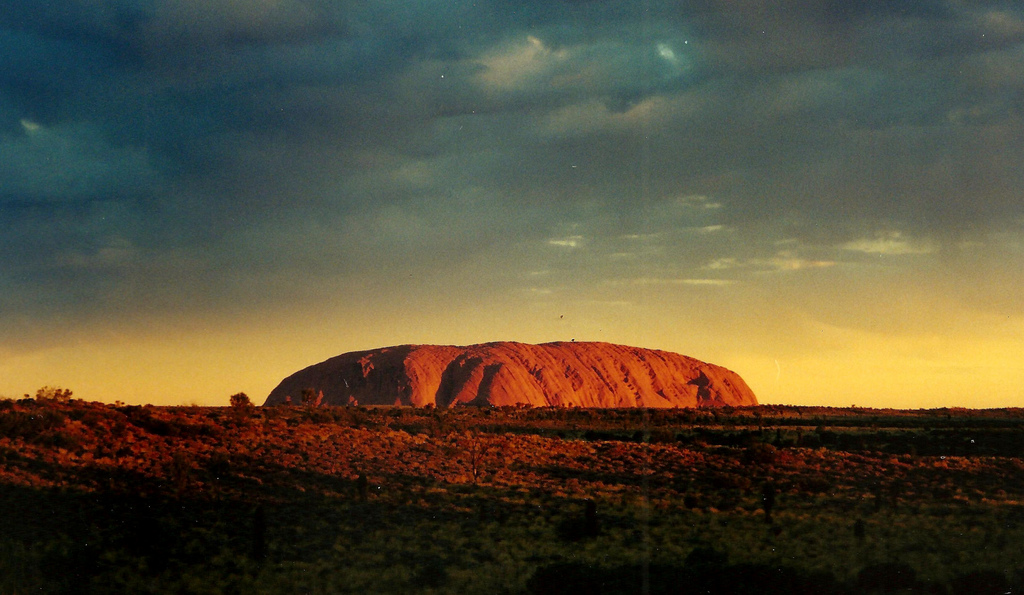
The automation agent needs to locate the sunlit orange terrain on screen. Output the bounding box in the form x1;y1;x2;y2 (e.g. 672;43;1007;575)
2;395;1024;593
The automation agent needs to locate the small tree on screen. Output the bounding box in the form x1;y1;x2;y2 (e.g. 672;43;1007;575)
230;392;252;408
301;388;323;407
230;392;254;423
453;431;504;484
32;386;73;403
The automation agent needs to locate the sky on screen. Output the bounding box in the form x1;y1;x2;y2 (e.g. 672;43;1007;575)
1;0;1023;408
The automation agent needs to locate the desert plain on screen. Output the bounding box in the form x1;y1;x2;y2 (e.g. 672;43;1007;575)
2;393;1023;594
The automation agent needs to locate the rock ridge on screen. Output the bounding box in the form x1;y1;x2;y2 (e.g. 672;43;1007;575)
263;341;757;408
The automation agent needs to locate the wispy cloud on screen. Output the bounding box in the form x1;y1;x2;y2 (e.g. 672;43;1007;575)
479;36;569;91
705;257;739;270
522;287;553;296
679;278;737;286
841;232;937;255
703;251;835;273
677;195;722;210
548;235;584;248
615;277;737;287
761;253;837;272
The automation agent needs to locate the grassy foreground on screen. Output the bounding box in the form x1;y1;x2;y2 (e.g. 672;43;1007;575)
2;397;1024;593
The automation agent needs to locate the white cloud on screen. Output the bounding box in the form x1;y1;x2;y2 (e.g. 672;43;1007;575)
841;231;937;255
614;277;736;287
478;36;569;91
671;195;723;212
620;233;662;241
761;255;836;271
540;95;685;137
703;252;835;273
705;257;739;270
548;235;583;248
679;278;737;286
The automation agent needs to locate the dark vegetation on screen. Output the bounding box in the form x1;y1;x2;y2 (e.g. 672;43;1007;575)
2;393;1024;593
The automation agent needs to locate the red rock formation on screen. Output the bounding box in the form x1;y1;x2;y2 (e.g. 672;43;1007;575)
263;342;757;408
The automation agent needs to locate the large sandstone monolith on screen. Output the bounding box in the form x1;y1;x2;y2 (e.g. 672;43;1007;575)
263;341;757;408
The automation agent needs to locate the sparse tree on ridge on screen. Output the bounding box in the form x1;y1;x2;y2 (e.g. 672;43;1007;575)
29;386;73;403
230;392;252;408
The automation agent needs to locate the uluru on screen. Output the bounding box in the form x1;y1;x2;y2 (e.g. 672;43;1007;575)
264;341;757;408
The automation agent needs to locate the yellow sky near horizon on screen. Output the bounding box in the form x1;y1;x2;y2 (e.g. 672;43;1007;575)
4;273;1021;408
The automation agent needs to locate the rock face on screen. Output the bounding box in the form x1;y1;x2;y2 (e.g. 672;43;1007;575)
264;342;757;408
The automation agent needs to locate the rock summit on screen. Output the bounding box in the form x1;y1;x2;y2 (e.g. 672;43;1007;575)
264;341;757;408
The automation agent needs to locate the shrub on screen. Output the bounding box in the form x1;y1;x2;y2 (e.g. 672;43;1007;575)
31;386;73;403
743;442;778;466
229;392;252;408
124;408;175;436
301;388;323;407
0;408;67;439
36;429;82;451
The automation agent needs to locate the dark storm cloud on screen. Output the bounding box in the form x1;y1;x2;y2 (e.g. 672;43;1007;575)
2;0;1023;340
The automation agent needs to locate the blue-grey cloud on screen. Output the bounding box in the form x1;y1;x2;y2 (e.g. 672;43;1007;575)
2;0;1023;349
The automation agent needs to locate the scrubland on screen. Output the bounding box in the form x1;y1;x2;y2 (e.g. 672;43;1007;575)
2;396;1023;593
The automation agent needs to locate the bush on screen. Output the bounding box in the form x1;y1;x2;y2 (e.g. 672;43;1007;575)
0;408;67;439
743;442;778;466
229;392;252;408
31;386;73;403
